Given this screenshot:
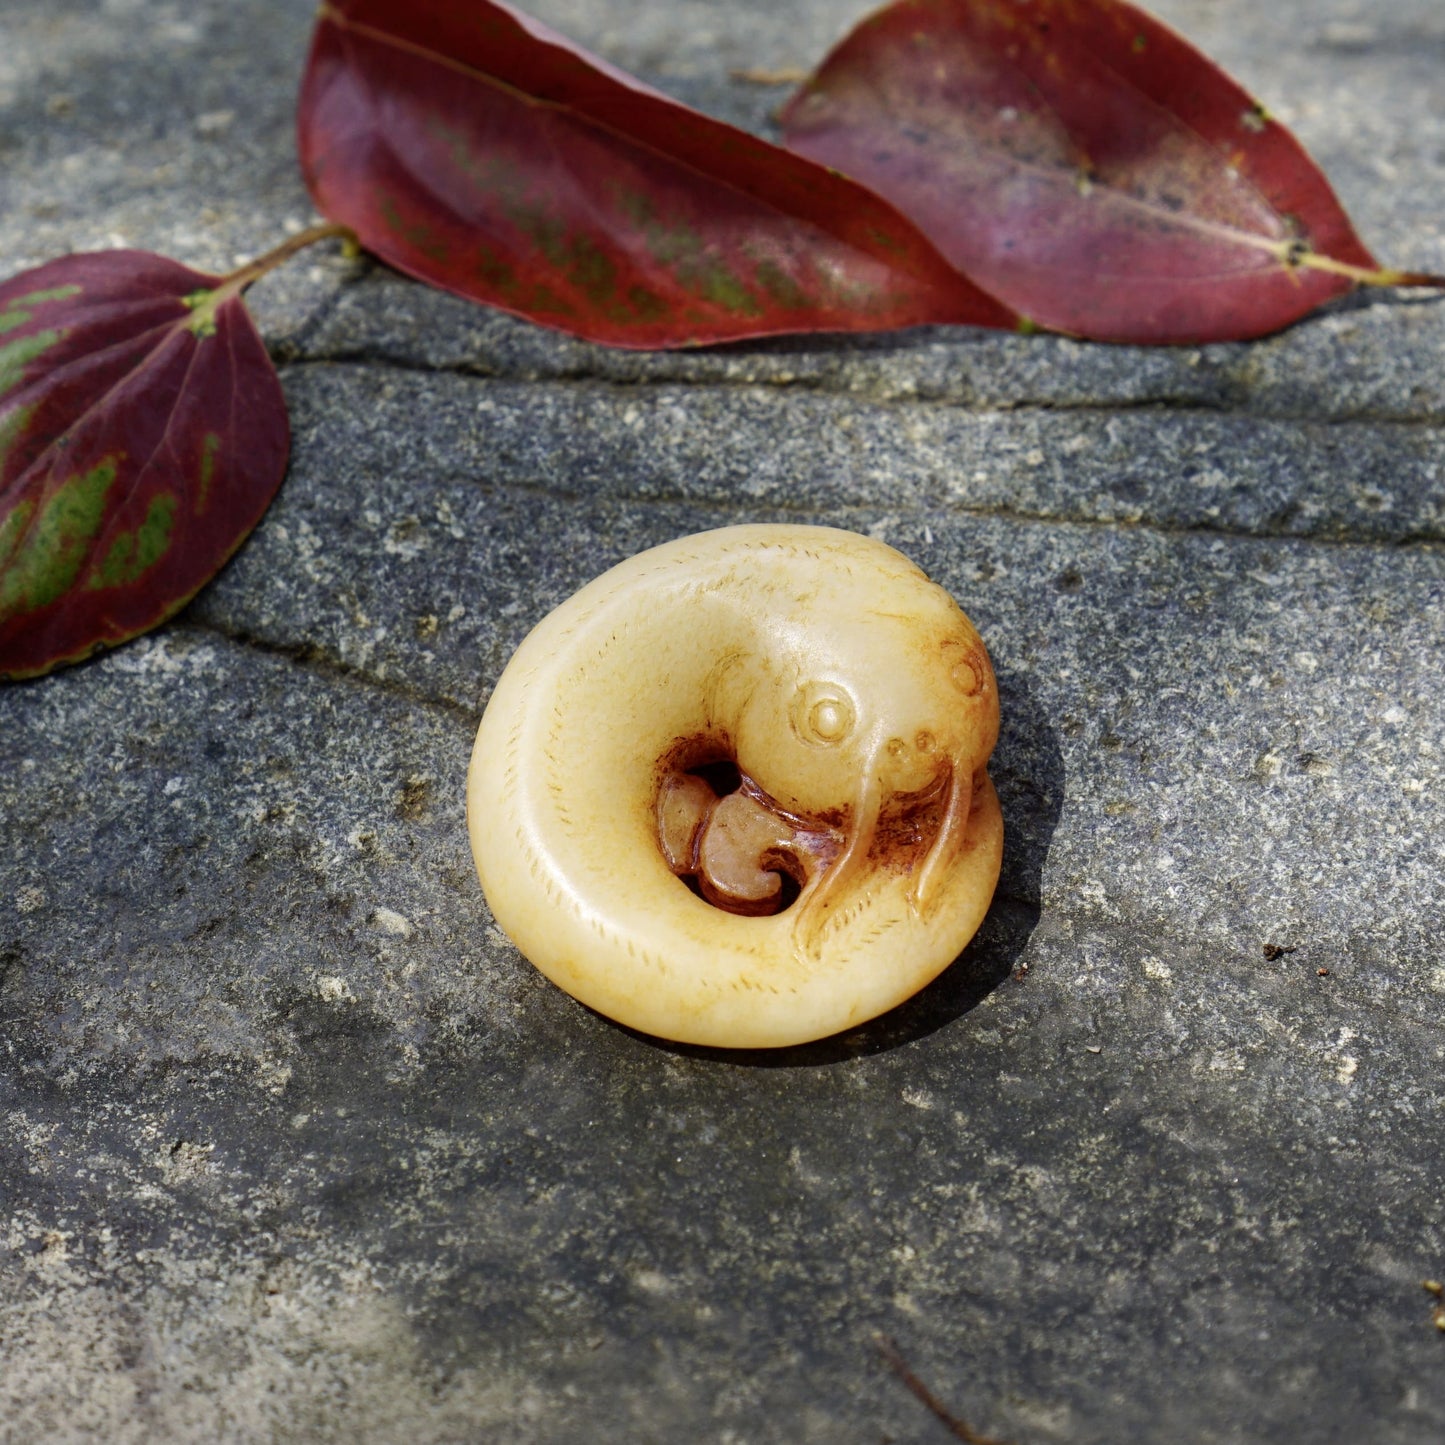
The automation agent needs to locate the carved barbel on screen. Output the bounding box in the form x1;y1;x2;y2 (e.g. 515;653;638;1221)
466;524;1002;1048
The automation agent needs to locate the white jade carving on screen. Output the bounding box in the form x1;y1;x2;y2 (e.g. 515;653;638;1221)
467;524;1002;1048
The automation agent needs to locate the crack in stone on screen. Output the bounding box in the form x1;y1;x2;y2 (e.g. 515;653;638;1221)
445;471;1445;553
272;348;1445;433
183;618;481;724
928;501;1445;550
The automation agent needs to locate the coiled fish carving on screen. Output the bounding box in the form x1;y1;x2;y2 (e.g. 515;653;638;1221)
467;524;1002;1048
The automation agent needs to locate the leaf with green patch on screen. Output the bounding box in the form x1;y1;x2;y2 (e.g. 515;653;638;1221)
0;251;289;678
296;0;1015;347
780;0;1444;342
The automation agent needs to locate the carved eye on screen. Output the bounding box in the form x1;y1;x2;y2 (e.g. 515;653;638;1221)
791;681;856;747
944;640;987;698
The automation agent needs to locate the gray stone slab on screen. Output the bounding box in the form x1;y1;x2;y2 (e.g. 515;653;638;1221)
3;1;1445;1442
261;361;1445;544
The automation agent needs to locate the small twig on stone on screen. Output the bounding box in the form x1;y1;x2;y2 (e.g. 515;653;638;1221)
730;65;809;85
875;1335;1014;1445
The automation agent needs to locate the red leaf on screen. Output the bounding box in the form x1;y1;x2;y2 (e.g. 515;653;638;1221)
296;0;1015;347
0;252;288;679
780;0;1381;342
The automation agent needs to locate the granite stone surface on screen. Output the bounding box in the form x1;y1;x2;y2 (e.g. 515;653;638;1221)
2;1;1444;1441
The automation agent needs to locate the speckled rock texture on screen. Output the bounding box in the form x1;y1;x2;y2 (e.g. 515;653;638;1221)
3;2;1444;1441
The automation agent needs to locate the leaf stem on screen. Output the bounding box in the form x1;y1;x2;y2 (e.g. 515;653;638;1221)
1291;248;1445;290
186;222;357;333
221;221;358;293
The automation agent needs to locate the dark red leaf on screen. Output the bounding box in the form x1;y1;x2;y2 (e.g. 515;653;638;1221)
0;251;288;679
296;0;1015;347
780;0;1382;342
